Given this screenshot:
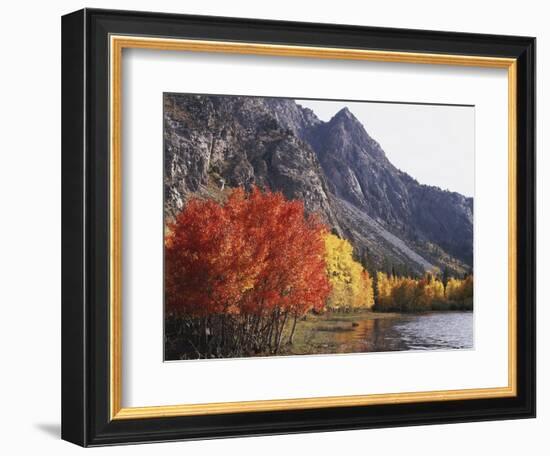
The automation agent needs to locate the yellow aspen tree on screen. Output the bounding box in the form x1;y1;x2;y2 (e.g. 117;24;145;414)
446;277;462;301
323;233;373;310
360;270;375;309
376;271;392;310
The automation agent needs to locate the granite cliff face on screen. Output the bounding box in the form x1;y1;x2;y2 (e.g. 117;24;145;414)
164;93;473;275
164;94;340;229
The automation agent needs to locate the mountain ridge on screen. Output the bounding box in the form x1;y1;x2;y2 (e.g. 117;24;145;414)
164;94;473;276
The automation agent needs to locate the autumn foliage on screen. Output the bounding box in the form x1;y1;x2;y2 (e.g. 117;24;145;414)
445;275;474;307
375;271;473;312
323;233;374;310
165;187;330;358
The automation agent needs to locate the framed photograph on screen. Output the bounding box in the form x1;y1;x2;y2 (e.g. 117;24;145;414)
61;8;535;446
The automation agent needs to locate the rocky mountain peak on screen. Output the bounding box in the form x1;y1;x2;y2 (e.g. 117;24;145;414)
331;106;355;121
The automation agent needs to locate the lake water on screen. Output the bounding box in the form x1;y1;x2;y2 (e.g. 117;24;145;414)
331;311;473;353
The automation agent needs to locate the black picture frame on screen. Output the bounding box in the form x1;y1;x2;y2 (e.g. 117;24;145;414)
62;8;536;447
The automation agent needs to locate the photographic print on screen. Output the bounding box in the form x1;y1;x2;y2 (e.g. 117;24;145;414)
163;93;474;361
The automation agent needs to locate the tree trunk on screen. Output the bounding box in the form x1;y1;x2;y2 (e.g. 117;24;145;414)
288;314;298;345
275;311;288;353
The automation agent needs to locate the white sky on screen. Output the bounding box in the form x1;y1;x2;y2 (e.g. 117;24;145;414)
297;99;475;197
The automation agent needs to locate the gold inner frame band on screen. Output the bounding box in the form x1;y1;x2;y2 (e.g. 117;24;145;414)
109;35;518;420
